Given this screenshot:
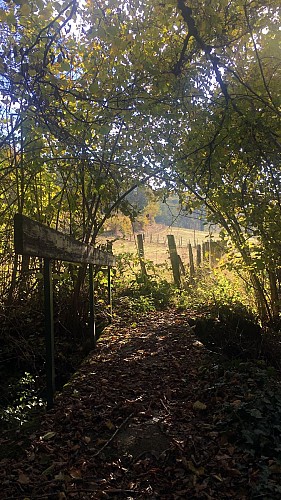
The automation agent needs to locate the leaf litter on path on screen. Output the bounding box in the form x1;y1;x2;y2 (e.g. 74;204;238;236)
1;310;281;499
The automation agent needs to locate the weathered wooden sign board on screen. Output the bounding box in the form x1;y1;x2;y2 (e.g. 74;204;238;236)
14;213;115;408
14;213;115;266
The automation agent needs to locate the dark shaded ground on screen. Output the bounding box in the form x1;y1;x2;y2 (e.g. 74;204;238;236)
1;310;281;499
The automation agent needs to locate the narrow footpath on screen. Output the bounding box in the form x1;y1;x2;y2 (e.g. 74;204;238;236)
0;310;277;499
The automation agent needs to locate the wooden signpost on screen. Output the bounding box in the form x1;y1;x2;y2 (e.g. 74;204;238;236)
14;214;115;408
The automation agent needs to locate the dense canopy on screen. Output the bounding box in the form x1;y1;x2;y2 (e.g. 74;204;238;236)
0;0;280;319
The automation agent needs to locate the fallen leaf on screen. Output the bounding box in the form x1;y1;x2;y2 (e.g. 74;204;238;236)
71;444;80;452
18;473;30;484
231;400;242;407
105;419;115;430
42;465;54;476
227;468;242;477
213;474;223;482
185;459;205;476
193;401;207;411
42;431;56;441
269;464;281;474
69;468;82;479
55;472;65;481
96;438;107;446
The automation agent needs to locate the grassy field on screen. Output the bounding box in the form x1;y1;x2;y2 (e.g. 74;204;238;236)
99;224;221;265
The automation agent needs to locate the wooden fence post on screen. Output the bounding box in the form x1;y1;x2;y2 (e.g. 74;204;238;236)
209;232;212;268
202;242;206;261
43;258;55;409
167;234;181;288
188;243;195;283
137;234;147;277
196;244;202;267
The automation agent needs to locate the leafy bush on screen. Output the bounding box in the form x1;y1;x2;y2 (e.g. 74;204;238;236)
113;252;174;313
116;295;156;315
172;266;256;318
113;252;257;320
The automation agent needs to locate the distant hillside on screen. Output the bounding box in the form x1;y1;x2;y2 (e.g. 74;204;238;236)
155;197;207;231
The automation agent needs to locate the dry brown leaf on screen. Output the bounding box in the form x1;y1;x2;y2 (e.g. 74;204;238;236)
18;472;30;485
69;468;82;479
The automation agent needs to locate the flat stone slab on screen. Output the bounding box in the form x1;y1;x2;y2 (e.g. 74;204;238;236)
116;418;171;459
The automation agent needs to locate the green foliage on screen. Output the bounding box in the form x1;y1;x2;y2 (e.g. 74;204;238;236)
173;266;256;319
211;362;281;498
113;251;257;320
197;269;256;316
113;252;174;314
116;295;156;315
0;0;280;322
0;372;45;428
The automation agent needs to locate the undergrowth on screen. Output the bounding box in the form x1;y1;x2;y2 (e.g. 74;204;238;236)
113;251;256;322
203;359;281;498
113;252;174;314
0;269;112;430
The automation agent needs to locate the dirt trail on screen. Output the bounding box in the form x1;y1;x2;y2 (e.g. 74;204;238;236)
0;311;255;499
